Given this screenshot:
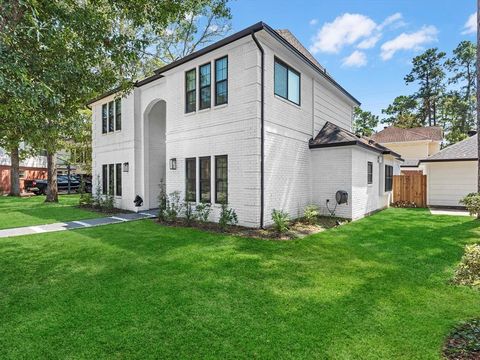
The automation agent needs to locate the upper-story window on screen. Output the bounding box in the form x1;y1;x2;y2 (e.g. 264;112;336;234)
274;58;300;105
185;69;196;113
199;63;211;110
102;99;121;134
215;56;228;105
367;161;373;185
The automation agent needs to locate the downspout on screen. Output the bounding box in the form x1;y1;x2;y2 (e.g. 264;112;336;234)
251;31;265;228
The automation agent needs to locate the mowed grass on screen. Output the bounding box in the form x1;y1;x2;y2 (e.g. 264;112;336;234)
0;208;479;359
0;195;100;230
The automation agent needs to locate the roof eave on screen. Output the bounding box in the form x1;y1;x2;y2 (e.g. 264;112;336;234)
419;157;478;163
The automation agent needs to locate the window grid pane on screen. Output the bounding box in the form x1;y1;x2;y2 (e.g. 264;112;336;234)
186;69;196;113
115;99;121;131
108;101;114;132
185;158;196;202
274;61;288;98
287;70;300;104
200;63;211;110
102;164;108;195
367;162;373;184
116;163;122;196
215;155;228;204
215;57;228;105
199;157;211;203
108;164;114;195
102;104;108;134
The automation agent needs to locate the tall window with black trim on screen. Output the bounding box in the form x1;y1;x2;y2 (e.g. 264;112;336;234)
102;164;108;194
367;161;373;184
274;58;300;105
115;98;122;131
108;164;114;195
199;63;211;109
108;101;114;132
185;69;196;113
385;165;393;191
215;155;228;204
185;158;196;202
215;56;228;105
115;163;122;196
199;156;211;203
102;104;108;134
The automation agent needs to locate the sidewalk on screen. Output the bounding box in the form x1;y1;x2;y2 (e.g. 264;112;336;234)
0;209;159;238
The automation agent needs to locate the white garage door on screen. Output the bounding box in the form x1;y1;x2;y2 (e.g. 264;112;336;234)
426;161;478;207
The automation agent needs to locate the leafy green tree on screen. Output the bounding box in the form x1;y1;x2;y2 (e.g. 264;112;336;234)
381;95;421;128
405;48;446;126
353;107;379;137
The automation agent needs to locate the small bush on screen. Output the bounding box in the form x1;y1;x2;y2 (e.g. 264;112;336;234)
195;203;211;223
93;175;103;209
218;203;238;230
157;179;167;221
460;193;480;217
79;192;93;206
303;205;319;224
453;244;480;288
163;191;183;222
103;192;115;211
184;201;197;225
271;209;290;234
391;200;417;208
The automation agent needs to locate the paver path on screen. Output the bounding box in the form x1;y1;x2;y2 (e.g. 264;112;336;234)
429;208;471;217
0;209;159;238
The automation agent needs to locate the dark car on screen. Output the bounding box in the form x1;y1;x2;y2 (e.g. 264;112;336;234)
25;175;87;195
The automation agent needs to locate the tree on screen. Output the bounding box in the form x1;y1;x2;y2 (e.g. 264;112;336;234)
0;0;231;202
353;107;379;137
405;48;446;126
477;0;480;218
381;95;421;128
438;92;471;144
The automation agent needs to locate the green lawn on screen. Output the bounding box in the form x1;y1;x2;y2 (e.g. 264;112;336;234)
0;195;100;230
0;209;479;359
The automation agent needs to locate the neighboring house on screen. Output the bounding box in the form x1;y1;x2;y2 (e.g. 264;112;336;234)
88;22;402;227
0;148;47;194
419;133;478;208
371;126;443;172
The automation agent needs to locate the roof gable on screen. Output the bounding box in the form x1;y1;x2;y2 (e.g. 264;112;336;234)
420;134;478;162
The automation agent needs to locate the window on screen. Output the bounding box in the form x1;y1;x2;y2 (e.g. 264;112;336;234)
215;56;228;105
108;101;114;132
385;165;393;192
185;69;196;113
185;158;196;202
367;161;373;185
199;156;211;203
274;58;300;105
215;155;228;204
115;163;122;196
102;164;108;195
19;170;25;179
108;164;114;195
102;104;108;134
199;63;211;110
115;98;122;131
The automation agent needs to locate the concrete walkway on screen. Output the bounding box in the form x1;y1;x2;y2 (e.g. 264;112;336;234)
429;208;472;217
0;209;159;238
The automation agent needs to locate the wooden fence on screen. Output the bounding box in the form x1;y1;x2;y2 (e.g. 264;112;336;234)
392;173;427;207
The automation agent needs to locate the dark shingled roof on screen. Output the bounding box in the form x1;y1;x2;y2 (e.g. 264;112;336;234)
309;122;403;160
420;134;478;162
371;126;443;143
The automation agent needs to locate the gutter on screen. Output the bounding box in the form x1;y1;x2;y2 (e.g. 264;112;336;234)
251;31;265;229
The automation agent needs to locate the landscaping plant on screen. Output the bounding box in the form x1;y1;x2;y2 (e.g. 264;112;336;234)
183;201;197;225
453;244;480;288
163;191;183;223
303;205;319;224
158;179;167;222
93;176;103;209
218;203;238;230
460;193;480;218
195;203;212;223
271;209;290;234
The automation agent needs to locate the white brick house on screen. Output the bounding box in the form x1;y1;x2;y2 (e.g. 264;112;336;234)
88;22;402;228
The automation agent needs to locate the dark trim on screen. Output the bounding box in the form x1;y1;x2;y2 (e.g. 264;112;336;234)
309;139;404;161
251;32;265;229
199;156;211;203
185;68;196;113
198;62;211;110
214;55;228;106
419;158;478;163
274;56;301;106
214;155;228;204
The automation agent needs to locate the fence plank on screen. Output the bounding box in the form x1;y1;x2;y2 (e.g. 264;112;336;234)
392;173;427;207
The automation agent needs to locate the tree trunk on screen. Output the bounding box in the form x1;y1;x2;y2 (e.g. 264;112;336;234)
477;0;480;219
45;151;58;202
8;146;20;196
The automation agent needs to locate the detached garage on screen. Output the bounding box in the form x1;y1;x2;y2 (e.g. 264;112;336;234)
420;134;478;208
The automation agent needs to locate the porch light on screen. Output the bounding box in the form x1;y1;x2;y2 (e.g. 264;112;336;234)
169;158;177;170
123;162;129;172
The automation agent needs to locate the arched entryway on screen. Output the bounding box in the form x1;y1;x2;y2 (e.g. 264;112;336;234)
143;99;166;209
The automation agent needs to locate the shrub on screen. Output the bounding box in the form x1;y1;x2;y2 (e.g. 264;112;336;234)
103;192;115;211
460;193;480;217
218;203;238;230
271;209;290;234
79;192;93;206
391;201;417;208
93;175;103;209
157;179;167;221
184;201;197;225
303;205;319;224
453;244;480;288
195;203;211;223
163;191;183;222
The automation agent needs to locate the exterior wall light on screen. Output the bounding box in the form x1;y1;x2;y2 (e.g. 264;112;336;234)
123;162;129;172
169;158;177;170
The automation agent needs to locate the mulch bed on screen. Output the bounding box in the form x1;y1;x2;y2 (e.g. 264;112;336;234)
443;319;480;360
156;216;346;240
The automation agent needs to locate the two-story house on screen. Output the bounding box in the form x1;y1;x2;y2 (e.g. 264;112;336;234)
88;22;403;228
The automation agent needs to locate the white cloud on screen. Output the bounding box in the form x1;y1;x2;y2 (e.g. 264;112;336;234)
309;13;377;54
462;12;476;34
357;33;382;49
342;50;367;67
309;19;318;26
380;25;438;60
378;12;404;30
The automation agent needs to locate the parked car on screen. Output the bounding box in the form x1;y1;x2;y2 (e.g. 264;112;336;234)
24;175;86;195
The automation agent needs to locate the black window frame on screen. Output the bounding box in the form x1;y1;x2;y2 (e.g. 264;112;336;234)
215;155;228;204
102;164;108;195
185;68;196;113
199;156;211;203
108;101;114;132
199;62;211;110
115;163;122;196
108;163;115;195
185;157;196;202
385;165;393;192
367;161;373;185
115;98;122;131
215;56;228;106
102;104;108;134
274;57;301;106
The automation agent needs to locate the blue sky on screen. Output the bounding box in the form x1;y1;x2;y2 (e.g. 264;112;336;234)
229;0;476;120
